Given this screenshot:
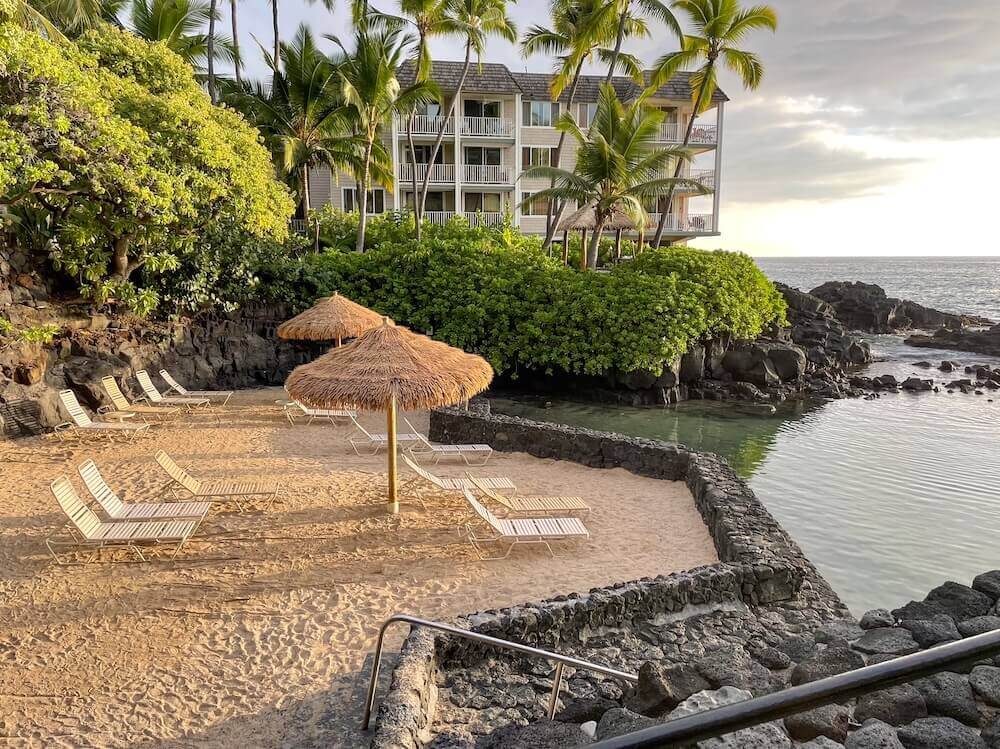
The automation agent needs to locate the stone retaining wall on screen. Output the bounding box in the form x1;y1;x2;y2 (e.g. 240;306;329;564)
371;402;847;748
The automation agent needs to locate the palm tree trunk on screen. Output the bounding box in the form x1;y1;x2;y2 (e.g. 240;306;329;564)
301;165;311;213
356;141;373;253
230;0;241;87
651;68;711;247
271;0;280;73
418;40;472;224
542;58;585;251
587;222;603;269
604;11;627;85
409;39;426;240
207;0;217;103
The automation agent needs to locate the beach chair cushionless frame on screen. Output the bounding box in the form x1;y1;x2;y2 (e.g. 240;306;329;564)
47;477;199;563
56;390;150;442
466;474;590;518
101;377;180;420
79;459;211;522
282;400;357;426
461;490;589;560
154;450;280;511
159;370;234;406
135;371;210;410
402;416;492;466
400;454;515;509
348;414;421;456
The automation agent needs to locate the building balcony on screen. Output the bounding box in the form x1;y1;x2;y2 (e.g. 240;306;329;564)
467;212;506;228
423;211;456;225
398;162;456;184
677;169;716;191
647;213;716;234
463;164;514;185
656;122;718;146
398;114;454;135
461;116;515;138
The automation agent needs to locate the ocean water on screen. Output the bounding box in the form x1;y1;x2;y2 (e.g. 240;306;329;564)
755;256;1000;321
491;257;1000;615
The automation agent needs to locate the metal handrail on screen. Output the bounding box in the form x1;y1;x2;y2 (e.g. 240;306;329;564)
592;627;1000;748
361;613;638;730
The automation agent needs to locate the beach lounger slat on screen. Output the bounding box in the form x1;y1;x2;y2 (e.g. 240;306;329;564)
460;490;589;559
101;377;180;419
159;370;234;405
136;371;210;409
154;451;279;510
467;474;590;518
58;390;150;441
401;455;515;499
79;460;210;521
403;417;493;465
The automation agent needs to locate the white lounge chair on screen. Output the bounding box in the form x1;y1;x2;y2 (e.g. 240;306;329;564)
402;416;492;466
154;450;280;510
401;454;515;502
101;376;179;421
135;370;210;410
159;369;234;406
466;474;590;518
56;390;150;442
461;490;589;560
281;399;356;426
78;459;211;521
46;477;200;563
348;413;420;455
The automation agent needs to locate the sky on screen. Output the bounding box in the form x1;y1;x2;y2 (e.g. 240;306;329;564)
230;0;1000;257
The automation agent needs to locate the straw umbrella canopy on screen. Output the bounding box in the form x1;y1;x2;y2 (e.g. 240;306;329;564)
285;317;494;514
557;203;643;268
277;292;383;346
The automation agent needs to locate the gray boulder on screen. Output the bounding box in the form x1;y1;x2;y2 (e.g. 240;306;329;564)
628;662;710;716
973;572;1000;601
790;644;865;685
913;671;979;725
959;616;1000;638
480;720;593;748
925;582;993;622
853;628;921;657
666;687;791;748
970;665;1000;707
595;708;656;741
783;704;850;743
899;616;961;648
861;610;895;630
896;717;986;749
845;719;904;749
695;645;754;689
854;684;927;726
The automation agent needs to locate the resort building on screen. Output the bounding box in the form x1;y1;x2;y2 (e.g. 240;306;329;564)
307;61;727;241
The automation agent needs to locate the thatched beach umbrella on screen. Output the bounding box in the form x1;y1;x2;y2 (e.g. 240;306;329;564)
277;292;383;346
285;318;494;514
557;203;641;267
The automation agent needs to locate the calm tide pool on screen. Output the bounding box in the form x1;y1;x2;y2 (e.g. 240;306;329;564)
492;337;1000;615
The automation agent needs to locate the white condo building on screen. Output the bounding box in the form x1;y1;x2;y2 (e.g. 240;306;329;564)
306;61;726;241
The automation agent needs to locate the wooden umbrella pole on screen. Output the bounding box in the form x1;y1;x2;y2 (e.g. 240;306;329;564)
336;336;342;347
386;394;399;514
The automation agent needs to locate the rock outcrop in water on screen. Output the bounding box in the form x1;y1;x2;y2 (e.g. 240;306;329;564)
808;281;985;333
906;325;1000;358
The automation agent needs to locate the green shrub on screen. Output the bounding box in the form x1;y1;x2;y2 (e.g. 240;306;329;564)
0;317;12;336
17;323;60;344
267;214;784;377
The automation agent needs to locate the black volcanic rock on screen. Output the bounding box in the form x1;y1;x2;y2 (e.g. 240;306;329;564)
906;325;1000;358
810;281;965;333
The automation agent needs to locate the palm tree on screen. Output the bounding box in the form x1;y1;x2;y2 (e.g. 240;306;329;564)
521;0;619;250
129;0;234;70
395;0;462;238
415;0;517;229
332;26;434;252
522;84;704;270
229;0;240;85
648;0;776;246
233;25;364;220
206;0;217;101
603;0;682;84
13;0;114;37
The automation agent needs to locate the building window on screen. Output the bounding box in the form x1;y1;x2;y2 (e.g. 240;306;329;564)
578;102;598;127
464;147;502;166
411;145;445;164
343;188;385;214
522;101;560;127
465;192;503;213
464;99;501;118
521;191;549;216
521;147;556;169
416;101;442;117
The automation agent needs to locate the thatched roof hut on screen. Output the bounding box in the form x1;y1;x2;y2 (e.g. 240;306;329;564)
557;202;641;232
285;318;493;512
276;292;383;344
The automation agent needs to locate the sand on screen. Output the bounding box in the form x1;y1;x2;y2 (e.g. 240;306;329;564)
0;388;718;748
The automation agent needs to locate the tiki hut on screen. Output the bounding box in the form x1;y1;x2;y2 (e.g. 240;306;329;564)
556;203;643;267
277;292;383;346
285;317;494;513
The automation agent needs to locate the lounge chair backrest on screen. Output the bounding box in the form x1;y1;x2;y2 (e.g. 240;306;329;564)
401;454;443;488
51;477;103;539
136;370;163;403
159;370;188;395
59;390;92;427
461;489;505;534
293;401;309;414
78;459;124;517
402;417;433;449
349;413;374;440
154;450;202;493
466;473;510;507
101;377;132;411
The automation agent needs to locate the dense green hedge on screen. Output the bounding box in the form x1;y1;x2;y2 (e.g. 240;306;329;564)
265;214;786;376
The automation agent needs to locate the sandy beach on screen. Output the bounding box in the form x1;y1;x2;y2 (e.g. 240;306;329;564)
0;388;717;748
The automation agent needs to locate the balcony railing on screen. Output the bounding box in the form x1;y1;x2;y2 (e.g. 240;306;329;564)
656;121;718;145
422;211;456;225
467;212;506;228
398;162;455;183
461;116;515;138
647;213;716;233
463;164;513;184
398;114;454;135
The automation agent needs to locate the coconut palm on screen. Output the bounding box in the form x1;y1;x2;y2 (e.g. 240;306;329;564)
415;0;517;229
234;25;365;219
13;0;117;37
648;0;777;247
603;0;682;84
521;0;621;250
129;0;234;70
522;84;704;270
331;25;434;252
229;0;240;85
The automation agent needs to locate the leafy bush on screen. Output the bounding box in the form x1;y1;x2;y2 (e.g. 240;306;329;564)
17;324;60;344
266;214;784;377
